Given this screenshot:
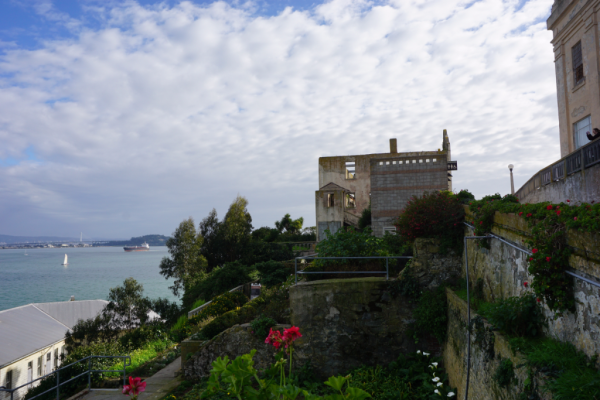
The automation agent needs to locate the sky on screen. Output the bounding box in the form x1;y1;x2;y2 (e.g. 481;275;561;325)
0;0;559;239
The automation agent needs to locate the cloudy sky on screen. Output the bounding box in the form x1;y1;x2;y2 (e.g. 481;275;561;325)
1;0;558;239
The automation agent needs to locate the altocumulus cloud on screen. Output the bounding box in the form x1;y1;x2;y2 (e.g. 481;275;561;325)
0;0;557;238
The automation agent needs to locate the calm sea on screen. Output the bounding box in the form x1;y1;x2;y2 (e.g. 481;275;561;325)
0;246;178;311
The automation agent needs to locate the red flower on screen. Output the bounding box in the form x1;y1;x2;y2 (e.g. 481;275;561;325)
532;248;538;254
519;212;523;216
523;282;528;287
526;213;532;217
282;326;302;348
567;200;570;203
574;217;578;221
265;328;283;349
123;377;146;397
536;298;541;302
546;257;551;262
529;257;533;261
547;205;553;210
556;210;561;216
479;221;483;225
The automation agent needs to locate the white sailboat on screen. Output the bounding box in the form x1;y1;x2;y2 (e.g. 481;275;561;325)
62;254;68;265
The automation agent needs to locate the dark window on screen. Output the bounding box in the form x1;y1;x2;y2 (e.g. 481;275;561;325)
572;41;584;85
327;193;335;207
37;356;42;376
54;349;58;368
5;370;12;390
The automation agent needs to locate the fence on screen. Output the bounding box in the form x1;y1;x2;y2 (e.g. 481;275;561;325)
515;138;600;200
0;355;131;400
293;256;413;284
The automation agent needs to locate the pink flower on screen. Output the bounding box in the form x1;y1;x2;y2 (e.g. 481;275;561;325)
532;248;538;254
547;205;553;210
526;213;532;218
123;377;146;397
265;328;283;349
546;256;551;262
574;217;578;221
283;326;302;345
556;210;561;216
519;212;523;216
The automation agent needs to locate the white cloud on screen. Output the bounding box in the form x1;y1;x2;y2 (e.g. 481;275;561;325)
0;0;557;237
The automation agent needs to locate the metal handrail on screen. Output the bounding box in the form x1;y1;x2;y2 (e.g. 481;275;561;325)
0;355;131;400
294;256;413;284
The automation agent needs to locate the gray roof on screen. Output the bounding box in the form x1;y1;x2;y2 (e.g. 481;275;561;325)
0;300;108;368
33;300;109;329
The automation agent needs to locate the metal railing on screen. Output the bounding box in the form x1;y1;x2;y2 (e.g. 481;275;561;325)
515;138;600;200
0;355;131;400
188;282;255;318
294;256;413;284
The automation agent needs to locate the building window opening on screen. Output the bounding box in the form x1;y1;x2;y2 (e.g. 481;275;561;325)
412;160;416;163
327;193;335;207
399;160;403;164
379;161;383;166
54;349;59;368
28;361;33;388
419;159;423;163
345;161;356;179
574;115;591;149
5;370;12;391
386;161;390;165
572;41;584;86
345;193;356;208
392;160;396;164
37;356;42;377
433;158;437;162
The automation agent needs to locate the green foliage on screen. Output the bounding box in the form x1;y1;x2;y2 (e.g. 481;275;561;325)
242;240;295;266
480;294;545;338
201;350;372;400
350;352;455;399
104;277;152;330
387;262;421;300
493;358;515;388
358;203;372;230
394;191;465;254
182;261;256;310
468;195;600;314
149;297;182;327
275;213;304;234
252;226;281;242
250;315;277;339
159;217;207;296
169;315;192;343
119;323;166;350
412;286;448;344
455;189;475;205
189;291;248;324
316;228;389;263
254;260;291;288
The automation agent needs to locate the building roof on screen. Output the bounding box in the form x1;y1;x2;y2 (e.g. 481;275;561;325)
0;300;108;368
319;182;349;191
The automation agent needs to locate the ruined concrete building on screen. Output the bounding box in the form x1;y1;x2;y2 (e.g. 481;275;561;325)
315;130;455;240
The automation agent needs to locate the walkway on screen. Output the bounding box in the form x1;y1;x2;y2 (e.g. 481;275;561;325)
80;357;181;400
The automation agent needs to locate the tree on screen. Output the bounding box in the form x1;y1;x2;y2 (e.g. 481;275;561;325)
223;195;253;260
103;277;152;331
199;209;228;271
275;214;303;234
159;217;207;296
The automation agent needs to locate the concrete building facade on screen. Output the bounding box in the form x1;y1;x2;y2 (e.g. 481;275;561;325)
548;0;600;156
315;131;454;240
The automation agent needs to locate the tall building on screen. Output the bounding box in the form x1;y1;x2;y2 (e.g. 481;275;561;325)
315;131;455;240
548;0;600;156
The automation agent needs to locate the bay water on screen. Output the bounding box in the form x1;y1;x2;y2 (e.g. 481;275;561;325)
0;246;178;311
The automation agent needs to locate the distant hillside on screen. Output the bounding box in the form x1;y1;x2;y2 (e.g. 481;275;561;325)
104;235;170;247
0;234;79;244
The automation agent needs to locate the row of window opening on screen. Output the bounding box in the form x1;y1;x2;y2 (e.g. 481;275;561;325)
379;158;437;166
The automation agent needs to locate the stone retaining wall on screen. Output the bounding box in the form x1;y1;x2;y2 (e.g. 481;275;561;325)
464;207;600;359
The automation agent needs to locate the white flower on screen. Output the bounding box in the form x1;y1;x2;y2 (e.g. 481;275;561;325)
423;352;430;356
447;392;455;397
432;377;440;382
431;362;438;367
437;382;443;387
417;350;421;354
434;389;441;395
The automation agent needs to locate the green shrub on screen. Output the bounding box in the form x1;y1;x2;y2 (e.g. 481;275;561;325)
119;323;165;350
182;261;256;310
412;286;448;344
254;260;291;288
191;298;206;310
189;291;248;324
493;358;515;388
481;294;545;338
387;261;421;300
456;189;475;204
169;315;191;342
358;203;371;230
250;315;277;339
394;191;465;254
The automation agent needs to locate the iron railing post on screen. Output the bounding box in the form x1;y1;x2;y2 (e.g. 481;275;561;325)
123;358;127;388
88;358;91;391
386;258;389;280
56;370;59;400
464;236;471;400
295;258;298;285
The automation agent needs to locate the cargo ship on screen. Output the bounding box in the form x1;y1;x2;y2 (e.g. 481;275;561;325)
124;242;150;252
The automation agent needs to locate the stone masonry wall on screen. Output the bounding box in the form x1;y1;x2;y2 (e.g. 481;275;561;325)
289;277;436;378
444;289;545;400
463;206;600;360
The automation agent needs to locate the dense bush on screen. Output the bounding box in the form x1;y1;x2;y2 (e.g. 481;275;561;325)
479;294;545;338
358;203;372;230
250;315;277;339
189;291;248;324
255;260;292;287
455;189;475;204
240;240;295;266
412;286;448;344
394;191;464;254
182;261;257;310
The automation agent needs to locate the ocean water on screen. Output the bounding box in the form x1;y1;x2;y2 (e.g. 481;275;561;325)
0;246;178;311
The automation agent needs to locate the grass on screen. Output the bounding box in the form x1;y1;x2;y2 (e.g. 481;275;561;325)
105;339;176;377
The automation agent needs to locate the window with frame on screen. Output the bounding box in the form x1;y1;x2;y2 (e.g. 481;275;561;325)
5;370;12;391
37;356;42;377
54;348;59;368
572;41;584;86
327;193;335;207
345;161;356;179
573;115;591;149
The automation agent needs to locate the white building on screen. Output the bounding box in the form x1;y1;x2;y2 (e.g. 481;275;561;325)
0;300;108;400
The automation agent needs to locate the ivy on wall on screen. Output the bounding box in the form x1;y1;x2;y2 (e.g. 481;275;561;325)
469;194;600;316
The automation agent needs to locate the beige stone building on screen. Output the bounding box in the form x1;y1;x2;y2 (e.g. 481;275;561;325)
548;0;600;156
315;132;454;240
